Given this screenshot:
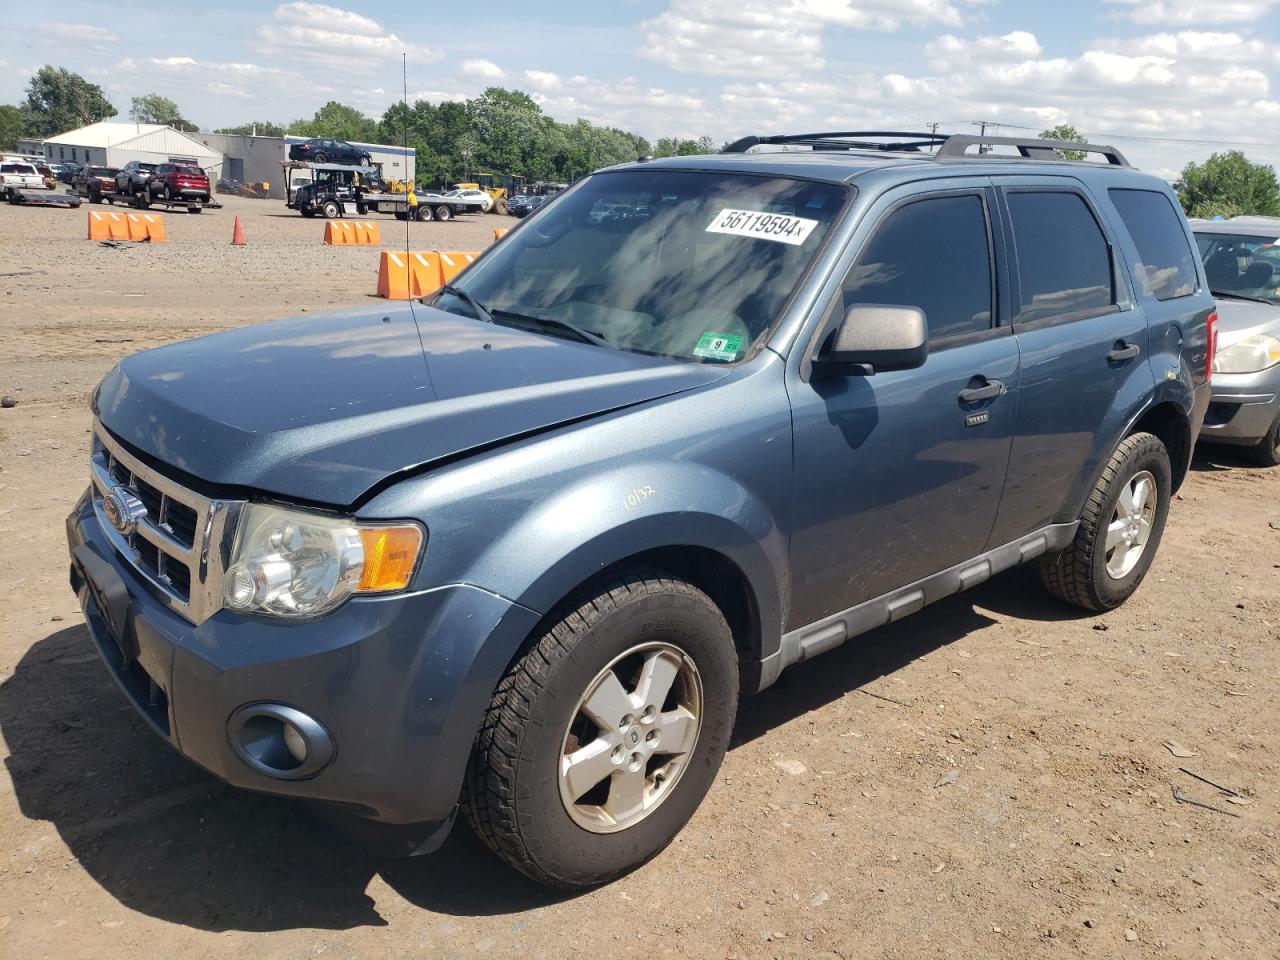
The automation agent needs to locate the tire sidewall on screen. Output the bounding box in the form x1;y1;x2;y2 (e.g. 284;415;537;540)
1089;438;1171;607
511;589;737;883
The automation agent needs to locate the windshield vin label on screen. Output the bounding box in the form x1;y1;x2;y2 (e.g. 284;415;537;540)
705;208;819;246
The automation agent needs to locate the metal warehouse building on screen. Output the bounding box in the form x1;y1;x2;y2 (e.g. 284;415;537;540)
34;123;416;201
40;122;223;178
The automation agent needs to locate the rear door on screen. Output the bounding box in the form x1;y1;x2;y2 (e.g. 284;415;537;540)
786;182;1019;627
987;177;1155;546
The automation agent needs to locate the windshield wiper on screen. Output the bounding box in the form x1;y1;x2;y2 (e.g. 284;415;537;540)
436;283;493;324
490;308;618;349
1210;290;1276;305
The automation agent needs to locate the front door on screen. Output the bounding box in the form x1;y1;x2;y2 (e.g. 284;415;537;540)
786;185;1018;628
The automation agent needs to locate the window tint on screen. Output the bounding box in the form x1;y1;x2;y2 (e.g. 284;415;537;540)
842;194;993;339
1109;189;1198;300
1007;191;1114;322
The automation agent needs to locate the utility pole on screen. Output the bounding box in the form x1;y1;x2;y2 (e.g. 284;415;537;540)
977;120;989;155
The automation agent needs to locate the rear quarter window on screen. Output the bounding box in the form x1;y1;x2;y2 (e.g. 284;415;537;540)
1007;191;1114;323
1107;189;1199;300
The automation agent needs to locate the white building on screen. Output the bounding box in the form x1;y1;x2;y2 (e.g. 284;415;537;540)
40;122;224;177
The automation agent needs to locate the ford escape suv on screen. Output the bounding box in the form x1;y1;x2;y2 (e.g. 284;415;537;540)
66;132;1215;888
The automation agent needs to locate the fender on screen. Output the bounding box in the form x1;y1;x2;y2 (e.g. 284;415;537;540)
463;460;788;658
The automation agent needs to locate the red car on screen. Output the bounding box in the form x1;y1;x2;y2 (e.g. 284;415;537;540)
153;163;210;203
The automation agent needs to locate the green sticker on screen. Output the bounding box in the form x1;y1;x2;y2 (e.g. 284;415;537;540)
693;331;743;362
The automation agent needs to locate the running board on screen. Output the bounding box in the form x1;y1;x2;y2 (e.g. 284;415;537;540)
755;522;1079;691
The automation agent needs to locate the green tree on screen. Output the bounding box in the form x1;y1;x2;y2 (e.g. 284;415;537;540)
293;101;377;142
1040;123;1087;161
20;66;116;138
130;93;196;131
0;105;22;151
214;121;287;137
1176;151;1280;218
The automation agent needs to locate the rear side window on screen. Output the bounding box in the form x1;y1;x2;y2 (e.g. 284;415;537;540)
1007;191;1114;323
842;194;993;339
1108;188;1198;300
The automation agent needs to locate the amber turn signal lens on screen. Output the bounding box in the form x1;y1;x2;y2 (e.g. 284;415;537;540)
357;525;423;592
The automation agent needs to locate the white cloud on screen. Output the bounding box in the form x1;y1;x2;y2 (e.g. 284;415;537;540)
47;22;119;43
1094;30;1280;67
254;3;443;66
926;30;1043;68
523;70;563;90
1103;0;1278;24
638;0;971;77
109;56;326;112
460;59;505;79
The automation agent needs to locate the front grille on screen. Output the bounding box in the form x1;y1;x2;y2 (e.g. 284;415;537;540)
89;422;239;625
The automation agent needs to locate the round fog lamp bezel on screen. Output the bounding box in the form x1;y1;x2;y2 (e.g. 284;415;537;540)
227;702;335;780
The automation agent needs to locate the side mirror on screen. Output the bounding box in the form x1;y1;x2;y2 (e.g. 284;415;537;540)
816;304;928;375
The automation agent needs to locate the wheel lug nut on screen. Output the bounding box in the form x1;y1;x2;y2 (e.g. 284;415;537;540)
620;714;636;729
611;745;624;763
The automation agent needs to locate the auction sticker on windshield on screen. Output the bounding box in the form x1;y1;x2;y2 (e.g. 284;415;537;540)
705;208;819;246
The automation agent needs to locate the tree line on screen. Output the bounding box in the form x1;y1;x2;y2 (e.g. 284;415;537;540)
1;65;1276;212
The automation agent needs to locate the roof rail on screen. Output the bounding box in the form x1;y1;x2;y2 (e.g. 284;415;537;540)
723;131;1131;167
722;132;945;154
935;135;1130;166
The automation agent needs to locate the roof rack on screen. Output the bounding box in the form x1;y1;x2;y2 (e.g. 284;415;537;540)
722;132;945;154
722;131;1131;167
935;135;1129;166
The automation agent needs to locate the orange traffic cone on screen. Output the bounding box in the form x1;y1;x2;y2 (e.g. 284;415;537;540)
230;214;246;246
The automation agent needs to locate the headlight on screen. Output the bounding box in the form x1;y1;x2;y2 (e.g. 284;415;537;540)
1213;334;1280;374
224;504;424;619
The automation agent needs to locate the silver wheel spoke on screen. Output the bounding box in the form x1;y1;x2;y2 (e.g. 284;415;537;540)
657;707;698;755
1106;519;1127;551
1108;539;1129;571
562;737;618;801
580;671;632;731
1117;481;1136;517
604;767;646;824
634;651;680;710
1136;515;1152;543
1131;476;1151;513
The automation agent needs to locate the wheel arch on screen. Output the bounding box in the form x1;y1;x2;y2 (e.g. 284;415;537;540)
1129;399;1192;492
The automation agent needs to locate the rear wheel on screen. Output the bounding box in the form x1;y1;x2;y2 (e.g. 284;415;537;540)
1040;432;1171;611
314;153;327;163
461;570;738;888
1246;412;1280;467
434;204;453;222
360;156;370;166
415;204;433;222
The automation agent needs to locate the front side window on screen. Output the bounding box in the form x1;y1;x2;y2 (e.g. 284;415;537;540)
437;169;847;363
1109;188;1198;300
1007;191;1115;323
1194;232;1280;304
840;193;993;340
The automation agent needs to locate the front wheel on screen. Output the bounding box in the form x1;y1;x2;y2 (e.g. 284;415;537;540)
1246;412;1280;467
1040;431;1171;611
461;571;738;888
313;153;327;164
321;200;341;219
360;156;370;166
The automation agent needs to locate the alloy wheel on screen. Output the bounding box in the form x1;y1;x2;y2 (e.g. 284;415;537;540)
1105;469;1157;579
558;642;703;834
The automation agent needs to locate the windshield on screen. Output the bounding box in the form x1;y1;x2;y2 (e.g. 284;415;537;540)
435;169;846;362
1195;231;1280;304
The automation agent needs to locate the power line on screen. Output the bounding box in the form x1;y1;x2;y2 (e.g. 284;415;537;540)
964;120;1278;149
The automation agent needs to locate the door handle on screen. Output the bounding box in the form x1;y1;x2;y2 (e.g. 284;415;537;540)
1107;341;1141;363
958;378;1006;404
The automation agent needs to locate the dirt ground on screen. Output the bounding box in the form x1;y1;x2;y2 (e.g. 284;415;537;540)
1;193;1278;960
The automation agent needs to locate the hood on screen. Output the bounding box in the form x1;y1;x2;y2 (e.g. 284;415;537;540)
94;304;728;506
1214;298;1280;348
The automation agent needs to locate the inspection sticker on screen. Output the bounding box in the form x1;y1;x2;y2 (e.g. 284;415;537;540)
693;331;744;362
705;208;819;246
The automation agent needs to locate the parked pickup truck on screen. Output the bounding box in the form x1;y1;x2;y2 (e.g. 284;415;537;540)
1;161;48;198
67;132;1214;889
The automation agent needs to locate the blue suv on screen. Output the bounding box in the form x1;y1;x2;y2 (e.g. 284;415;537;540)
66;132;1215;888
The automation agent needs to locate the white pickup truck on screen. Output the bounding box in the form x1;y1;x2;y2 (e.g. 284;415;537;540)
1;161;48;199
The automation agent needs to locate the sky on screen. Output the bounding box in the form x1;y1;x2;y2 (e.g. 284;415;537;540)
2;0;1278;179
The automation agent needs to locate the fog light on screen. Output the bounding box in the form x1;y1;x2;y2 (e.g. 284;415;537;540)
227;703;334;780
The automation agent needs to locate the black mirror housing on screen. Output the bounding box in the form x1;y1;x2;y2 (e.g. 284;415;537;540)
817;304;929;375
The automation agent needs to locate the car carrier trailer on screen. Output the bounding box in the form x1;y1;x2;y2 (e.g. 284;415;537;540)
283;162;486;222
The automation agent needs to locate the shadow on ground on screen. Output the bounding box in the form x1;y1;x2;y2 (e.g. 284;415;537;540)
1;568;1080;931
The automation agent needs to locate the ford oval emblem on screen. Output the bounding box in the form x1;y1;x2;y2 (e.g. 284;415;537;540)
103;486;146;536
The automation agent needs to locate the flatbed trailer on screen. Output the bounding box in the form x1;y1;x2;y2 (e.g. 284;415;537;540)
100;190;222;213
283;161;486;222
5;189;81;208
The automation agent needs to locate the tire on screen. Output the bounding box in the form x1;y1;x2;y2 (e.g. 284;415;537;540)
1245;412;1280;467
415;204;433;222
434;205;453;222
360;156;370;166
162;185;171;201
314;153;327;164
495;198;508;215
1040;431;1171;612
321;200;340;219
300;209;316;218
461;570;738;888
